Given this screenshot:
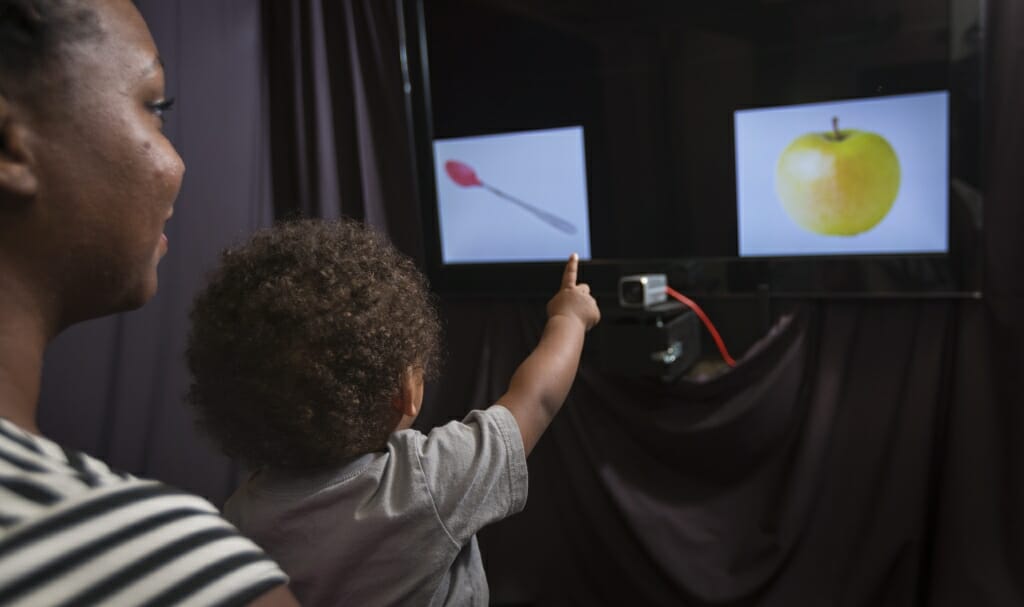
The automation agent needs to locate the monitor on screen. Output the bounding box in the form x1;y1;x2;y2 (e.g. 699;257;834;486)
399;0;984;298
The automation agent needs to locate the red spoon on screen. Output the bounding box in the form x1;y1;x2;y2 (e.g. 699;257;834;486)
444;160;578;235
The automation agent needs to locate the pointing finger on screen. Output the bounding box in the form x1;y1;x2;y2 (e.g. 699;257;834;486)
562;253;579;289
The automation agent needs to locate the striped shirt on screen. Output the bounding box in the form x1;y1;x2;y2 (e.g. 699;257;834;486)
0;418;288;606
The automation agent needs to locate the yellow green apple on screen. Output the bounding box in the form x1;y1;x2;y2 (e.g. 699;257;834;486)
775;117;900;235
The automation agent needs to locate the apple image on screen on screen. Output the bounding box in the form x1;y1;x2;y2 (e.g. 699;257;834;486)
775;117;900;236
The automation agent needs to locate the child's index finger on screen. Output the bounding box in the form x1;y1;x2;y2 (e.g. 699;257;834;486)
562;253;579;288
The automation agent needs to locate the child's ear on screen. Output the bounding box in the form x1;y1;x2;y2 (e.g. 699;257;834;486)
390;366;425;418
0;95;39;200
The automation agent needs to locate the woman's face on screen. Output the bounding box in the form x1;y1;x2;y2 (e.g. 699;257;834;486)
22;0;184;323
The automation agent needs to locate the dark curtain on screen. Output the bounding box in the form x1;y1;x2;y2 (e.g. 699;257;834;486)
263;1;1023;605
260;0;424;261
454;301;960;606
927;0;1024;602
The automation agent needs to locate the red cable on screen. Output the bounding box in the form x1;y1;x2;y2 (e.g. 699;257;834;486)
665;286;737;367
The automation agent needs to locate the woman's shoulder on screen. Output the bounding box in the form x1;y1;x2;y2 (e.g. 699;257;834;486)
0;416;223;536
0;417;140;491
0;418;288;605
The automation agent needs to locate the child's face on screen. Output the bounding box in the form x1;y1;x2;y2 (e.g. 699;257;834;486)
396;414;418;431
392;367;425;431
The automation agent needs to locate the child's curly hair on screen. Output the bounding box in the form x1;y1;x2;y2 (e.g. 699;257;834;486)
187;218;441;471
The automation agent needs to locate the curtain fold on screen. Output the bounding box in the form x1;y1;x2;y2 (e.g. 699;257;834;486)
261;0;425;261
927;0;1024;601
464;302;958;606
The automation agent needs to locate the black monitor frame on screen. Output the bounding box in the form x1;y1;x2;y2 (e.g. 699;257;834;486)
397;0;985;300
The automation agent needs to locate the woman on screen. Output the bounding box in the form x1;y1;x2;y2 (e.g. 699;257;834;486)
0;1;296;604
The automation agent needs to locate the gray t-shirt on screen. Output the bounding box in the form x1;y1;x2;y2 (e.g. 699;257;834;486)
224;405;528;606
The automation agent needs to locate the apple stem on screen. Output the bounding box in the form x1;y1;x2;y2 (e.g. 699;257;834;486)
831;116;844;141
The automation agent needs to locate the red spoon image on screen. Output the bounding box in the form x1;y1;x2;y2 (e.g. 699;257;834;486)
444;160;578;235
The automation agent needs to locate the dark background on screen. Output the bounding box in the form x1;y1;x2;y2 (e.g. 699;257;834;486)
37;0;1022;605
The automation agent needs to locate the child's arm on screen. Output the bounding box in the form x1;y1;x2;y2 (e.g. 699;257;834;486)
497;254;601;456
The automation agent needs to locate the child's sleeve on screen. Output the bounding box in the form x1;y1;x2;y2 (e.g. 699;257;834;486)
408;405;529;545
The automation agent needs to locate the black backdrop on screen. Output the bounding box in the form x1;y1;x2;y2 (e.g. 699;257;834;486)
38;1;1022;605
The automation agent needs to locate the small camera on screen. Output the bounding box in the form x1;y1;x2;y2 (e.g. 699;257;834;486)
618;274;667;309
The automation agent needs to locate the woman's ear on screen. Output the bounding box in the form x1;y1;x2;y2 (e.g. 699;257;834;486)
0;96;39;199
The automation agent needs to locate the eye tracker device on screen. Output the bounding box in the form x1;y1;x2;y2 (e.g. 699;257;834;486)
618;274;667;309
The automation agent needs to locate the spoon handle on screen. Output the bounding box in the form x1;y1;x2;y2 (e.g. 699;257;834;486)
483;184;578;235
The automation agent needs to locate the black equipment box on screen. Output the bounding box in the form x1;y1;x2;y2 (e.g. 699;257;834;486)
596;301;701;383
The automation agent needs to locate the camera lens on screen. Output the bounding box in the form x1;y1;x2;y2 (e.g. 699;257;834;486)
621;281;644;305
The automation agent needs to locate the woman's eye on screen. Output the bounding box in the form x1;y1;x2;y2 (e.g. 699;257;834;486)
146;97;176;121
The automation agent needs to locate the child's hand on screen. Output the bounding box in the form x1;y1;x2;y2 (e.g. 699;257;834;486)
502;253;600;455
546;254;601;331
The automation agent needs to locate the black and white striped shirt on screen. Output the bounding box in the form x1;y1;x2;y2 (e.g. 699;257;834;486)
0;418;288;606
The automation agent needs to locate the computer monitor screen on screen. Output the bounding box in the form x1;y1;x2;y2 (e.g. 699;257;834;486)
735;91;949;257
433;126;592;263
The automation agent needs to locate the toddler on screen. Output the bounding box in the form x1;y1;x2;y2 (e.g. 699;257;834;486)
187;218;599;605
